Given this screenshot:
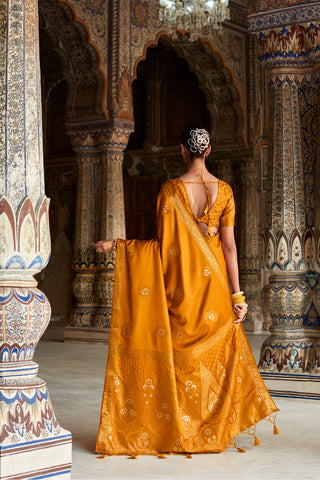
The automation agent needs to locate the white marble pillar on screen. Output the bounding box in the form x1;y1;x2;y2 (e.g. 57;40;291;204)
0;0;71;477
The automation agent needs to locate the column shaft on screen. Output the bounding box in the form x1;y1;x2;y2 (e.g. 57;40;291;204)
64;132;100;340
238;157;263;333
260;83;314;374
93;125;133;332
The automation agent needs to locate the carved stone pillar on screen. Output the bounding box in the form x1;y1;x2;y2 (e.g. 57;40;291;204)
261;82;314;373
64;130;100;342
0;0;71;477
238;157;263;333
249;8;320;395
93;123;133;334
64;121;133;343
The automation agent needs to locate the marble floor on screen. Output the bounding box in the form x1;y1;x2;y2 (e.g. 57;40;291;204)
35;322;320;480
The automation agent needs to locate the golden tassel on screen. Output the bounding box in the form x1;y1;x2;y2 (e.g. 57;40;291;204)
237;447;246;453
127;455;137;460
254;435;261;446
96;455;107;459
157;454;166;459
273;424;279;435
186;454;192;459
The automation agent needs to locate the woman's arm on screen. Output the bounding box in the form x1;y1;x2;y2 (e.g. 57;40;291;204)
220;225;247;323
91;240;116;253
220;225;240;293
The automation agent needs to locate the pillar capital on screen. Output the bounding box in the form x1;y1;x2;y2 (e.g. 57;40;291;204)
66;119;134;153
248;3;320;85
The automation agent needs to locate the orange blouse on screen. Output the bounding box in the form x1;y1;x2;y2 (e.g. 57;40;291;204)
171;178;235;229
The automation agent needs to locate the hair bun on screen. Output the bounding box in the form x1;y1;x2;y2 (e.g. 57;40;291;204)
187;129;210;154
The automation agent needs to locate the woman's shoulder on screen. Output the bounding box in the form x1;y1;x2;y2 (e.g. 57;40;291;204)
219;180;234;196
159;178;180;195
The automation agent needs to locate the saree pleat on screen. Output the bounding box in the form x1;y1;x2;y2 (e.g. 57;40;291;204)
96;180;278;456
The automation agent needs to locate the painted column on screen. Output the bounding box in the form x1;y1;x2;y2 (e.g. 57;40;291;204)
261;82;314;373
238;156;264;333
64;129;101;343
249;7;320;385
0;0;71;477
93;122;133;334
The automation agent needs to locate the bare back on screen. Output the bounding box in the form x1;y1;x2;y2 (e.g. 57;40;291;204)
178;171;220;236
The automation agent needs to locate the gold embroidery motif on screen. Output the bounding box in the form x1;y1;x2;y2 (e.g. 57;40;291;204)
201;266;212;278
203;426;217;444
168;244;179;257
120;398;136;424
161;204;170;214
106;426;112;442
185;380;199;404
137;432;150;449
137;287;150;296
179;407;191;432
156;403;171;423
173;439;183;452
206;310;217;321
156;327;167;337
176;330;185;342
142;379;155;404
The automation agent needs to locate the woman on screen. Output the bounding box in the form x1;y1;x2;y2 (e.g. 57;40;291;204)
93;126;278;457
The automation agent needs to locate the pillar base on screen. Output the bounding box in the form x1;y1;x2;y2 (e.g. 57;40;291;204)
0;433;72;480
0;366;72;480
261;372;320;401
259;327;320;375
243;316;264;334
64;326;109;344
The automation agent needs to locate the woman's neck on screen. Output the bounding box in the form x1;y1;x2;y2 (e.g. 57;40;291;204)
186;158;207;174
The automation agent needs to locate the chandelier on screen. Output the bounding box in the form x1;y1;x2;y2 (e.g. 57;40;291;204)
159;0;230;39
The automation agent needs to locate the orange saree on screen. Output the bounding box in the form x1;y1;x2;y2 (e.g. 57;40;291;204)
96;179;278;456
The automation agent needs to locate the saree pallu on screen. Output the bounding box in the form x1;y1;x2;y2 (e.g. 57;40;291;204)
96;180;278;456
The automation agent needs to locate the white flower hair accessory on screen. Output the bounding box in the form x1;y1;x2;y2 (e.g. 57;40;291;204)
188;128;210;154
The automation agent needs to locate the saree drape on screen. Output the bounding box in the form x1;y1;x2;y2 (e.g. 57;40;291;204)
96;179;278;456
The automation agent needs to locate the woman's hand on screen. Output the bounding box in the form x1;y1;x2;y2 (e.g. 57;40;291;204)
91;240;115;253
233;303;247;324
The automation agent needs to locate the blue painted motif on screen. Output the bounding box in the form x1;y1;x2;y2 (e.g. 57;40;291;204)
249;4;320;32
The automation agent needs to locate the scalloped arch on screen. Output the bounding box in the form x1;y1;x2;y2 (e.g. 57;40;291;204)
39;0;107;121
132;33;245;147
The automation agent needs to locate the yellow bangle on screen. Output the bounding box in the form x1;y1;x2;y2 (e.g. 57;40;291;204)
231;291;246;306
